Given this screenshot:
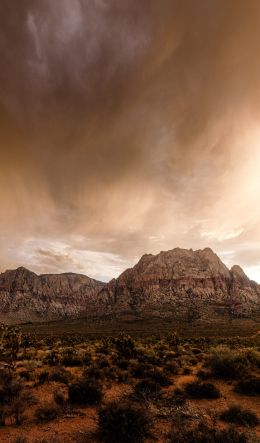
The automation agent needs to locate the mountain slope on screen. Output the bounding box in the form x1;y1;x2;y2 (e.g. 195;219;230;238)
98;248;260;322
0;267;104;322
0;248;259;324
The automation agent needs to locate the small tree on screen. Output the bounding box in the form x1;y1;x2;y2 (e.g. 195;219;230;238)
111;334;137;359
185;288;201;324
0;324;22;369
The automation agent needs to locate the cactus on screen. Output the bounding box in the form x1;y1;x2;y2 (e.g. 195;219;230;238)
112;333;137;359
0;323;22;368
166;330;180;348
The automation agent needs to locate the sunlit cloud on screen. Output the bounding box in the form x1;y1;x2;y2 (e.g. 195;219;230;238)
0;1;260;283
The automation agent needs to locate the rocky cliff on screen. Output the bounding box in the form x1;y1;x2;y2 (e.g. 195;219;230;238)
98;248;260;322
0;267;104;322
0;248;259;324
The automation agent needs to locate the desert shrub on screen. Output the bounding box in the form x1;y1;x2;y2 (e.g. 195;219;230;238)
166;331;180;347
0;324;22;365
45;350;60;366
196;370;210;380
116;370;129;383
234;377;260;396
97;358;110;369
38;370;49;384
137;353;161;366
18;370;32;381
49;368;71;384
191;348;203;355
0;369;22;406
9;392;33;425
62;356;82;367
206;346;249;379
173;394;186;407
131;362;153;378
97;338;112;355
134;379;161;399
33;439;59;443
61;346;84;367
98;401;151;443
53;391;67;409
12;438;28;443
35;402;60;423
184;381;221;399
117;359;129;370
220;405;258;427
144;367;172;386
164;391;187;407
168;423;248;443
243;348;260;369
82;353;92;365
112;334;137;359
83;365;103;380
165;361;179;375
0;369;28;425
68;378;102;406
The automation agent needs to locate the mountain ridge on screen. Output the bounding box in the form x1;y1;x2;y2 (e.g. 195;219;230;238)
0;247;259;323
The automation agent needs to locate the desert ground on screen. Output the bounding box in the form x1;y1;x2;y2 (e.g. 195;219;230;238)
0;320;259;443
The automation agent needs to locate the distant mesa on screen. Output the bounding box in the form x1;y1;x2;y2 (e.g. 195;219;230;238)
0;247;259;324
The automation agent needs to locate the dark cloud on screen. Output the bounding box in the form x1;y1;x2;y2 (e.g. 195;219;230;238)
0;1;260;280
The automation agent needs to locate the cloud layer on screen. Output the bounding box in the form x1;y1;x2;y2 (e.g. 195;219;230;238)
0;0;260;281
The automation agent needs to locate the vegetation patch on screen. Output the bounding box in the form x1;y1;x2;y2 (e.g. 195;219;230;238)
220;405;259;427
98;401;151;443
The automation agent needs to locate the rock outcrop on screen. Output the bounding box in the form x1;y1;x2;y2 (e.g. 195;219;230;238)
98;248;260;322
0;267;104;322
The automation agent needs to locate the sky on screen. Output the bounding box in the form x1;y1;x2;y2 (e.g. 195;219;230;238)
0;0;260;282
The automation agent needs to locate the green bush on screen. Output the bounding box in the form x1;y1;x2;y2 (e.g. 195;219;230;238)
0;369;25;426
112;334;137;359
53;391;67;409
35;402;60;423
38;370;49;385
144;367;172;386
12;438;28;443
220;405;258;427
168;423;248;443
131;362;153;378
134;378;161;399
49;368;71;384
98;401;151;443
68;378;102;406
206;346;250;379
183;367;192;375
234;377;260;396
184;381;221;399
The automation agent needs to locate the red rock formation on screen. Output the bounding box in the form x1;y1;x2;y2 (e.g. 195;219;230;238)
0;248;259;323
0;267;104;322
98;248;260;322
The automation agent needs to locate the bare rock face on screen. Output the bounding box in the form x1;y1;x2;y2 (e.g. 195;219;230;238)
98;248;260;322
0;267;104;322
0;248;259;324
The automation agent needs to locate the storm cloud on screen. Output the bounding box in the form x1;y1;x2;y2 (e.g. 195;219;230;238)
0;0;260;281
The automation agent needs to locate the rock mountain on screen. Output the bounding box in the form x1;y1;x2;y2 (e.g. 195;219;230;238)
0;267;104;322
99;248;260;322
0;248;259;323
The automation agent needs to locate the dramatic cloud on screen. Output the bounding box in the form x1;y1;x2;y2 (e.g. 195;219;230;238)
0;0;260;281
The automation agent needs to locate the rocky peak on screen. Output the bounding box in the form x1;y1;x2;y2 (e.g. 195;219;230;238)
131;247;230;280
0;267;105;322
230;265;253;291
0;247;259;324
231;265;249;279
99;247;260;321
